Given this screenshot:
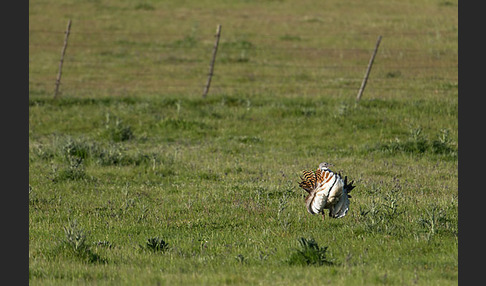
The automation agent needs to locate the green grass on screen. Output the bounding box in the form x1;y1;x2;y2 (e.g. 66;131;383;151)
29;95;457;285
29;0;457;285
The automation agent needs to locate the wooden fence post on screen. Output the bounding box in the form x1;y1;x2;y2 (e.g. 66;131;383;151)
356;35;382;102
202;24;222;98
54;19;72;99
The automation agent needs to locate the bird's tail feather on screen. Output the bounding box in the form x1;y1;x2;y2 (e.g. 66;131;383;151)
343;175;355;198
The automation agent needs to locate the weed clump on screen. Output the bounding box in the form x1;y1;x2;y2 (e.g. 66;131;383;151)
50;135;155;167
104;113;134;142
95;145;153;166
142;237;169;253
60;220;106;264
418;203;458;240
288;237;333;266
62;137;94;160
357;183;404;235
372;128;457;159
54;155;88;182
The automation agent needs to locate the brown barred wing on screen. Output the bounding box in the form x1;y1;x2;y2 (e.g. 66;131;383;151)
299;170;317;193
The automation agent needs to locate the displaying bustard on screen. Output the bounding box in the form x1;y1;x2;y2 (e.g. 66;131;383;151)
298;162;355;219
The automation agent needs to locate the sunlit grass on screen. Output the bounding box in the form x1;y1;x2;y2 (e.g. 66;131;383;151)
29;94;457;285
29;0;457;284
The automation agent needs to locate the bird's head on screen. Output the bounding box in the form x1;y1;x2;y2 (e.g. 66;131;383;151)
318;162;334;170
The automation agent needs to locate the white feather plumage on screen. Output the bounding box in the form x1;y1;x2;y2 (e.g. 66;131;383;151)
299;162;355;219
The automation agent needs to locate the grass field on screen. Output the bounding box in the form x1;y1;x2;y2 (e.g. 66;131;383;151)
29;0;458;285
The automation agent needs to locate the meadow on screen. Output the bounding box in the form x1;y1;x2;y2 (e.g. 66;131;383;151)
29;0;458;285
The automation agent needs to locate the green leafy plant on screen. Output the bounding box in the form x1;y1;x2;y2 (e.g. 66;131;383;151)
61;220;106;264
358;181;405;235
431;128;456;155
104;113;134;142
288;237;333;266
62;137;94;160
54;155;87;181
142;237;169;253
419;204;457;239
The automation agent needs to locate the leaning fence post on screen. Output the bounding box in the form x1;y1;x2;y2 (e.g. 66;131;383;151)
54;19;72;99
356;35;382;102
202;24;222;98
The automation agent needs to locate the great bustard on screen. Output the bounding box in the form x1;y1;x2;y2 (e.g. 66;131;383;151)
298;162;355;219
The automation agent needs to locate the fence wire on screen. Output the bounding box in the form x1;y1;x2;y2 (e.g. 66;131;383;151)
29;28;458;97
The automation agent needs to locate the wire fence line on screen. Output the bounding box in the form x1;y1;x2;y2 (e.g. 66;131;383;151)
28;28;458;38
28;59;458;72
29;27;458;98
